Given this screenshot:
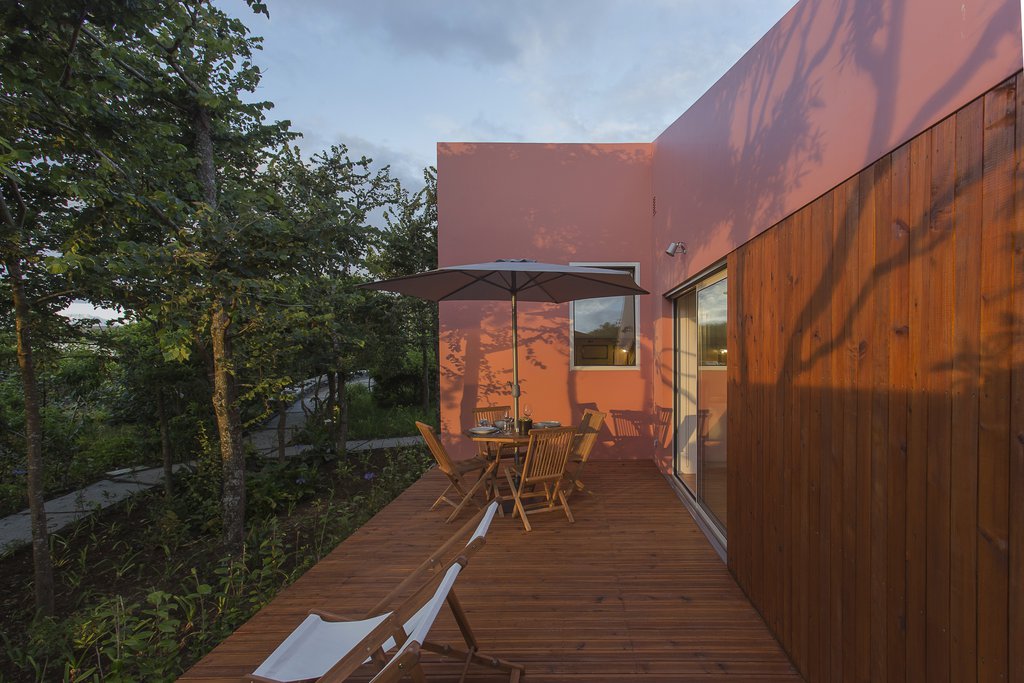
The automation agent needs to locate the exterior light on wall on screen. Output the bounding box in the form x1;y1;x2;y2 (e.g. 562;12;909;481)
665;241;688;256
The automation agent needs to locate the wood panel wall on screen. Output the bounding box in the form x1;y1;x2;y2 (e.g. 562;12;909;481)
726;73;1023;683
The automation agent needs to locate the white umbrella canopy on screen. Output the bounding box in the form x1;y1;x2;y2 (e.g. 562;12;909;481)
360;259;649;421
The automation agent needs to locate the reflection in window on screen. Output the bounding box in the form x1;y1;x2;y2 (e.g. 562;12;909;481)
572;265;637;367
698;279;728;366
697;276;727;530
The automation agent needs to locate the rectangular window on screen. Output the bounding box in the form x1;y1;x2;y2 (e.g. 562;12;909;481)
570;263;639;368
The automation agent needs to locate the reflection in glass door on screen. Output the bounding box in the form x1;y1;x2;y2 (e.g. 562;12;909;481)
673;270;728;534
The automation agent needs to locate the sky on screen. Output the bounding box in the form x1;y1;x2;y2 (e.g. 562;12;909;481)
218;0;798;190
64;0;798;321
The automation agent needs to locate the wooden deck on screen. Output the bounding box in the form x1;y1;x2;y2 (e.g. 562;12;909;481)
179;461;802;682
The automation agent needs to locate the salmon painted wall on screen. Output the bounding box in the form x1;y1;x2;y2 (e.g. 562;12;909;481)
649;0;1024;473
436;143;653;460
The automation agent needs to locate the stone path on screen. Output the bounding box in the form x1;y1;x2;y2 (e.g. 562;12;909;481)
0;464;191;554
0;374;422;554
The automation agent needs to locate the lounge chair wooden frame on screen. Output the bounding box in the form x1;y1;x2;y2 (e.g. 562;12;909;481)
565;409;606;498
417;421;497;523
248;502;523;683
504;426;577;532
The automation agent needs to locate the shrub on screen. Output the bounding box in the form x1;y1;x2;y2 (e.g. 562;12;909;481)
1;446;433;682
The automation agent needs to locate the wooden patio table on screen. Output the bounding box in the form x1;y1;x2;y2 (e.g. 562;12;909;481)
463;419;564;445
463;426;528;500
463;422;565;504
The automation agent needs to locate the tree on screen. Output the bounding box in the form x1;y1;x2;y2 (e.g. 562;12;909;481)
0;0;146;614
98;321;210;496
369;168;439;413
263;144;398;454
70;0;299;550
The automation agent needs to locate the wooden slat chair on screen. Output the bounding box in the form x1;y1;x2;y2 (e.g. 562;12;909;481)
471;405;517;461
565;408;606;499
504;426;577;532
471;405;509;426
248;502;523;683
417;421;497;523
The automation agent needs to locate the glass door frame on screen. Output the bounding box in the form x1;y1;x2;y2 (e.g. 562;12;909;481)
671;263;728;555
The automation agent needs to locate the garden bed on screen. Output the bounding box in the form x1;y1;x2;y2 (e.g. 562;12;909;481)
0;446;431;683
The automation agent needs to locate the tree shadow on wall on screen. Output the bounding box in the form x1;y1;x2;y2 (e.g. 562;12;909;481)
440;302;569;426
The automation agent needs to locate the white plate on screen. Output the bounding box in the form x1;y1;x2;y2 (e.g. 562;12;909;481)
533;421;561;428
469;426;500;435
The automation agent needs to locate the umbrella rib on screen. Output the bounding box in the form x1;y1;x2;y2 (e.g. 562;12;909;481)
555;272;648;296
523;272;563;302
518;271;646;302
437;272;507;300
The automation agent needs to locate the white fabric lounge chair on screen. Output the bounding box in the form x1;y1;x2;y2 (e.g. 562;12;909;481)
248;501;522;683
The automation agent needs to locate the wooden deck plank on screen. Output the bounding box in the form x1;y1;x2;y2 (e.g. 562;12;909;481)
178;461;801;682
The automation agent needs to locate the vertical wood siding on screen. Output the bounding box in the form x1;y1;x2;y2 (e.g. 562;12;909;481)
726;72;1023;683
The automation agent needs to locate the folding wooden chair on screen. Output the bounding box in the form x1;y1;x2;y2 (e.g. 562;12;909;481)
471;405;509;426
417;421;497;523
471;405;517;461
504;426;577;532
565;409;606;498
249;502;523;683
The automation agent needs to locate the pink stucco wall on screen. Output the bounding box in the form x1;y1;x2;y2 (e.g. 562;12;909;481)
436;0;1023;469
648;0;1023;473
651;0;1022;294
436;143;653;460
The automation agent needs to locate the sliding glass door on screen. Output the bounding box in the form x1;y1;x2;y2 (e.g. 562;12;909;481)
673;269;727;535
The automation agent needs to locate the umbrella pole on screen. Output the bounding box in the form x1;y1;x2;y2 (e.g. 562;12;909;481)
511;291;520;423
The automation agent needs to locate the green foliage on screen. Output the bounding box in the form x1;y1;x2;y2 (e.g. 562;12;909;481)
0;0;439;633
363;167;440;412
245;457;320;517
0;327;210;516
1;446;432;682
344;384;436;439
165;424;223;536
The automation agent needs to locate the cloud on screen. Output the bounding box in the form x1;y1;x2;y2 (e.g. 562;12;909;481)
338;134;428;191
219;0;798;180
328;1;523;65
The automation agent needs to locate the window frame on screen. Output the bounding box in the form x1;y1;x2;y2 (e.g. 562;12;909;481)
568;261;641;371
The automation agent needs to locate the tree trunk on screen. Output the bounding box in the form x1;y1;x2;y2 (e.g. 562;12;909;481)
276;398;288;461
8;257;55;615
326;372;336;410
157;390;173;497
334;370;349;456
193;103;245;550
194;104;218;207
326;371;337;436
301;376;319;417
211;302;246;551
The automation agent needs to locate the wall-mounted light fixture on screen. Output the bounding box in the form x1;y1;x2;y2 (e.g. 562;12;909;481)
665;241;688;256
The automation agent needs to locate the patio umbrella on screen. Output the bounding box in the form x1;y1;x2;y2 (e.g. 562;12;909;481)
359;259;649;422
